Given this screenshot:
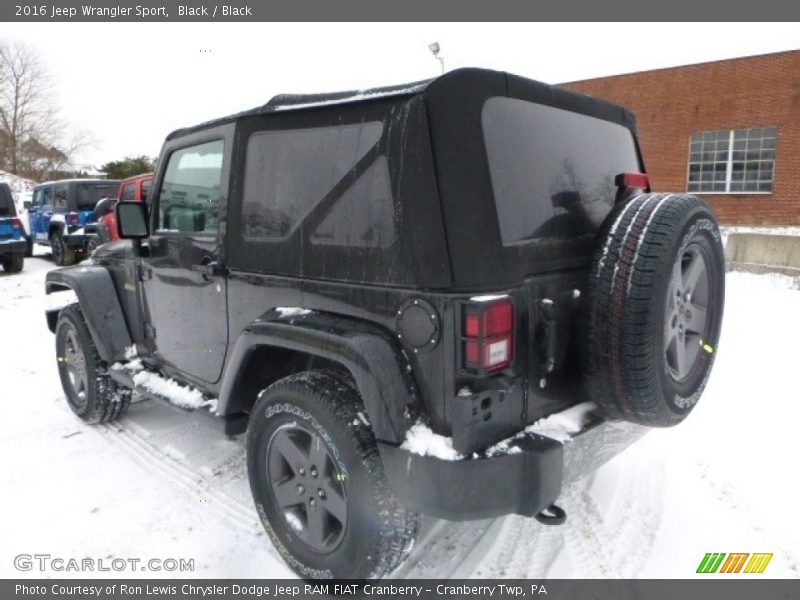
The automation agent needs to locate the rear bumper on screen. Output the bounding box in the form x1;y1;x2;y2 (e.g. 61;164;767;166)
379;416;647;521
0;240;26;254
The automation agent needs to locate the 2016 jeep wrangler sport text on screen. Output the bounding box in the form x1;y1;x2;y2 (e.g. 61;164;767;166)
45;68;725;579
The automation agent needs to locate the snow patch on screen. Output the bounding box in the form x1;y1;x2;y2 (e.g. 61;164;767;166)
44;289;79;311
111;358;143;372
111;345;144;372
352;412;370;427
484;402;597;456
626;194;674;295
401;423;463;461
485;439;523;457
469;294;509;303
271;84;426;112
597;193;645;271
132;370;217;413
523;402;597;443
274;307;312;317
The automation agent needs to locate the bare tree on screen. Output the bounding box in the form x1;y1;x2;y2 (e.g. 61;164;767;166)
0;40;94;179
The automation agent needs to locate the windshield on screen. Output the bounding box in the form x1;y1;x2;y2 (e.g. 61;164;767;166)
75;183;119;211
482;96;641;245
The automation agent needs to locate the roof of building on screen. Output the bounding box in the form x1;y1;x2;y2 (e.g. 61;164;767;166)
560;48;800;86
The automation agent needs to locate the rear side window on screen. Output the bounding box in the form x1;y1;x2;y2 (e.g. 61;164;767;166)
482;97;640;245
311;156;395;248
158;140;224;233
75;183;118;210
241;122;383;241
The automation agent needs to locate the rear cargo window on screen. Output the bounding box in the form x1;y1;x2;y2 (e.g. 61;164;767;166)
241;122;383;241
482;97;640;245
76;183;118;210
311;156;395;248
0;190;14;216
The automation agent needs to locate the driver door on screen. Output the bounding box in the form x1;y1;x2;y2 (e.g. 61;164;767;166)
140;125;232;384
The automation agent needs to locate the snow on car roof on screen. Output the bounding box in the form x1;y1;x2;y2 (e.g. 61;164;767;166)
265;78;432;112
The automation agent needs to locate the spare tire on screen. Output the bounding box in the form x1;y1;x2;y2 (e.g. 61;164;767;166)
583;193;725;426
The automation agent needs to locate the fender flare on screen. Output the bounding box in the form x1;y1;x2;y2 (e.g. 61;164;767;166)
45;266;133;363
218;311;419;445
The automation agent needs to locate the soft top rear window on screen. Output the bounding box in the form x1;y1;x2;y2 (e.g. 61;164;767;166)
0;189;14;216
75;183;118;210
482;96;640;245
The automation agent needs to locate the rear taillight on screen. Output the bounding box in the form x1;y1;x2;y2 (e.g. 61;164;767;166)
66;212;80;226
462;298;514;373
10;218;22;229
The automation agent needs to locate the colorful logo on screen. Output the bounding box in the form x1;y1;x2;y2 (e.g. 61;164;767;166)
696;552;773;574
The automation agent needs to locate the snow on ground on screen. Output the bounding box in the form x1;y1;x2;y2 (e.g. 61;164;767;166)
1;253;798;578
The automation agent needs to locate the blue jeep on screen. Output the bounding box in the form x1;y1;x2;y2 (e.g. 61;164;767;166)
28;179;119;265
0;182;26;273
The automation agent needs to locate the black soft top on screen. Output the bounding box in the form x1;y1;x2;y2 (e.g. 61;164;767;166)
167;68;636;141
168;68;642;290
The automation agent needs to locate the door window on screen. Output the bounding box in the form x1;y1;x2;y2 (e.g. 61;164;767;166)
121;183;136;201
157;140;224;233
54;184;68;210
141;179;151;203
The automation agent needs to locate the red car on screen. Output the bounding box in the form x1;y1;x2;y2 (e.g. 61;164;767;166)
95;173;153;242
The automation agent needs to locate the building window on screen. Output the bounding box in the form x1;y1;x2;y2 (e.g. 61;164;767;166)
688;127;777;194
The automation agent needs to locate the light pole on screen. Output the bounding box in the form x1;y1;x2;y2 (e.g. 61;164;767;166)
429;42;444;75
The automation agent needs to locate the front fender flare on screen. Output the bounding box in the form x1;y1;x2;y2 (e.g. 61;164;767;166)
45;266;132;363
218;312;418;444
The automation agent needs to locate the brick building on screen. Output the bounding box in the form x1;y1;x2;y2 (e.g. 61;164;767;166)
562;50;800;226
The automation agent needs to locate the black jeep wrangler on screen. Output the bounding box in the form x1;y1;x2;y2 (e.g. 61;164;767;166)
45;68;725;579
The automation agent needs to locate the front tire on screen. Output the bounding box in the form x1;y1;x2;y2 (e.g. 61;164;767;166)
55;303;131;423
246;370;419;579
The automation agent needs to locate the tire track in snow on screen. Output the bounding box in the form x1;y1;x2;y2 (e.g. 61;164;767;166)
97;397;666;579
98;418;262;535
99;400;501;578
470;454;665;579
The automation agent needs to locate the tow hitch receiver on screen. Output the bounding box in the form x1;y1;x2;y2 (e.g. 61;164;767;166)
535;503;566;525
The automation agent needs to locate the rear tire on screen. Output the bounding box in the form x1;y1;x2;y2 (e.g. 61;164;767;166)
55;303;131;424
583;193;725;426
51;231;75;266
4;252;24;272
246;370;419;579
24;237;33;258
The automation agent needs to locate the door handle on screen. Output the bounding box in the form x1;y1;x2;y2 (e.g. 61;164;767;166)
190;260;227;278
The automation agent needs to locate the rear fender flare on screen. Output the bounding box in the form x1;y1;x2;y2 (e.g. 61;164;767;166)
45;266;132;363
218;311;419;444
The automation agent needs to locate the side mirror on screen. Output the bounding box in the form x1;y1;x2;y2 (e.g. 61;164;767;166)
23;201;32;210
116;201;149;239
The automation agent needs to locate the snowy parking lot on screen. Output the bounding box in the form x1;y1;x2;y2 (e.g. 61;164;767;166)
1;252;799;578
